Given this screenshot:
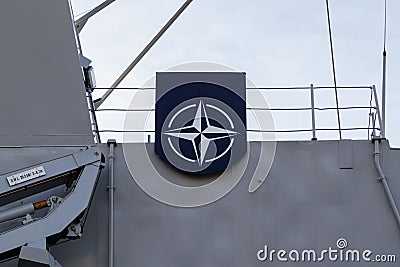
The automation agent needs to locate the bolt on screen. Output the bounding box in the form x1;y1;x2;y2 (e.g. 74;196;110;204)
94;151;99;156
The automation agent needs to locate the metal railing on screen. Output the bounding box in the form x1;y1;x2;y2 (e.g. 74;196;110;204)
88;84;382;142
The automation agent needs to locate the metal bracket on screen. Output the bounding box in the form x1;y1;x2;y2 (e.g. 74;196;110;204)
18;245;62;267
66;223;82;239
0;149;105;254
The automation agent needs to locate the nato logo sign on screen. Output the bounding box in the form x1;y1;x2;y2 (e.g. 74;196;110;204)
155;72;247;174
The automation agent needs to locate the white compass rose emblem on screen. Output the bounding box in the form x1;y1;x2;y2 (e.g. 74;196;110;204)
163;100;238;166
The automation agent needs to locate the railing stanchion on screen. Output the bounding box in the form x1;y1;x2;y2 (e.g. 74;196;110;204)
372;85;384;138
87;88;101;143
310;84;317;140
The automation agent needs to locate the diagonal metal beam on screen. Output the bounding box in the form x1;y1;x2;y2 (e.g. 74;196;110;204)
75;0;116;33
94;0;194;109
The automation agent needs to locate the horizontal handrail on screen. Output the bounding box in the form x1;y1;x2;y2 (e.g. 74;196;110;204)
95;108;155;112
91;86;373;91
89;84;381;141
94;106;376;112
99;127;380;134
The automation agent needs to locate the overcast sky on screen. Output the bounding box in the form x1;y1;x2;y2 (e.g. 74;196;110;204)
70;0;400;146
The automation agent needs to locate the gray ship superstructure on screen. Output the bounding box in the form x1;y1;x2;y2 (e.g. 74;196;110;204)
0;1;399;266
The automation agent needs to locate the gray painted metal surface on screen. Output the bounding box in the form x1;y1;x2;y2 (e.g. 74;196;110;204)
0;148;100;202
374;139;400;229
0;148;103;254
19;246;61;267
16;140;394;267
0;0;93;146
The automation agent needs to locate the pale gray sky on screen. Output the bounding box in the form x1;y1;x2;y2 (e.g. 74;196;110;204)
71;0;400;146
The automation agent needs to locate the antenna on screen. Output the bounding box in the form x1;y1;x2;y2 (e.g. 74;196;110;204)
94;0;194;109
381;0;387;138
325;0;342;140
75;0;116;33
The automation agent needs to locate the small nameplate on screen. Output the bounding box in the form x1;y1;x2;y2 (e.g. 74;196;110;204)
7;166;46;186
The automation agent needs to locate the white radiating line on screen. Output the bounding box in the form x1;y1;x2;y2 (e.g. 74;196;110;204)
164;132;199;141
